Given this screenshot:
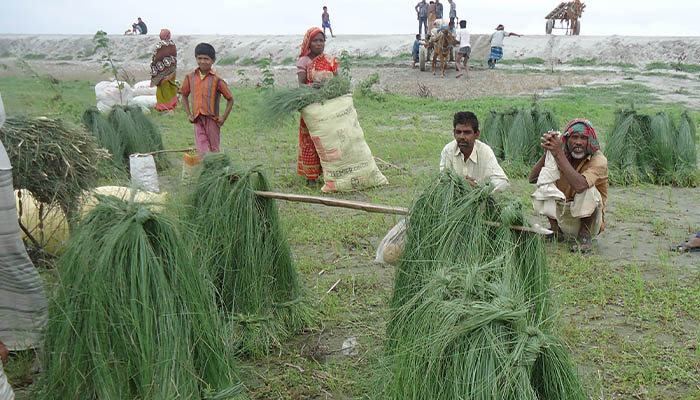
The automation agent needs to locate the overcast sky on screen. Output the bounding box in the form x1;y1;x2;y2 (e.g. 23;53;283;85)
2;0;699;37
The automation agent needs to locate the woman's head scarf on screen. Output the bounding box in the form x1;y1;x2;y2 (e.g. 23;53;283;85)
562;118;600;155
159;29;171;41
299;27;325;58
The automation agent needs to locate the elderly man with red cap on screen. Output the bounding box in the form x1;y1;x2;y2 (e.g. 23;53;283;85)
529;119;608;253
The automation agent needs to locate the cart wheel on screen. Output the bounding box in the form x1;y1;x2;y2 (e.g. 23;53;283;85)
419;47;427;71
573;21;580;35
546;19;554;35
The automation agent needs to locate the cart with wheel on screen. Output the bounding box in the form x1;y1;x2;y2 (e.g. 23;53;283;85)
544;0;585;35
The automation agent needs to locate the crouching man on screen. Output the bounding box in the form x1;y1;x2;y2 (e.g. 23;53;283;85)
528;119;608;253
440;111;510;193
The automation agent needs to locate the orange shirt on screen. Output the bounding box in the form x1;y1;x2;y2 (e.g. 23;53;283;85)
180;68;233;120
556;151;608;229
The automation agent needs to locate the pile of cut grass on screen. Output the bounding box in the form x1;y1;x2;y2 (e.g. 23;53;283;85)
82;105;168;170
37;195;244;399
188;153;314;356
0;116;105;221
379;170;587;400
606;109;698;186
481;104;558;177
260;74;352;125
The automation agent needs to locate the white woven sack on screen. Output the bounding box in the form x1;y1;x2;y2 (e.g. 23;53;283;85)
129;154;160;193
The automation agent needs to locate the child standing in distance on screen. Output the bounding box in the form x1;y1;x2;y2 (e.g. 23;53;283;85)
322;6;335;38
180;43;234;159
455;20;471;79
412;34;423;69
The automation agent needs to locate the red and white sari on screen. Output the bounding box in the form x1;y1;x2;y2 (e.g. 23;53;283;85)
296;27;339;180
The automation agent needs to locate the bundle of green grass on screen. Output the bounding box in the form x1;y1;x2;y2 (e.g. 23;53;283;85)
482;104;558;177
606;109;698;186
260;74;352;124
380;170;587;400
189;153;314;356
38;196;244;399
82;105;168;170
0;116;104;221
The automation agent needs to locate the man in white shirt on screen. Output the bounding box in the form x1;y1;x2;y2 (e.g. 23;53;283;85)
455;20;470;79
488;24;521;69
440;111;510;193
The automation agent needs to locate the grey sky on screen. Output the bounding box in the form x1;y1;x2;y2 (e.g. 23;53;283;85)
2;0;699;36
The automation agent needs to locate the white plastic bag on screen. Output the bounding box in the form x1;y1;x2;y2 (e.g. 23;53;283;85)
129;154;159;192
132;80;156;96
95;80;133;112
0;93;5;129
375;219;406;265
131;95;157;109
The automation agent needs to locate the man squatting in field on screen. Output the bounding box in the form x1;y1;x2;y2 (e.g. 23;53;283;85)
440;111;510;193
529;119;609;253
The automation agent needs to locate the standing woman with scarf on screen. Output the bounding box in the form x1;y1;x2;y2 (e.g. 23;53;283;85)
150;29;178;112
296;27;338;186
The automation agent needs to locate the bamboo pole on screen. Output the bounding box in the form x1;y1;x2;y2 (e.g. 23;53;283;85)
132;148;196;157
253;191;552;235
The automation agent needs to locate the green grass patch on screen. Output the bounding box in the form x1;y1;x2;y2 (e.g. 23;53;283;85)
500;57;545;65
569;57;597;66
0;51;12;58
218;55;239;65
280;56;295;65
600;61;636;68
646;62;670;70
239;57;256;66
137;52;151;60
23;53;46;60
53;55;73;61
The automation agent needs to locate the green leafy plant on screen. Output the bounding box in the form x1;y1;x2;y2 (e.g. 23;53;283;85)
258;57;275;88
93;30;125;105
357;72;385;102
339;50;351;77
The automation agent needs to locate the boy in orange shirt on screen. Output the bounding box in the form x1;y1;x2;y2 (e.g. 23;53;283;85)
180;43;234;159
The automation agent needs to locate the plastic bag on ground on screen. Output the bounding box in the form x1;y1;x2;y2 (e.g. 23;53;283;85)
131;95;157;109
132;80;157;96
300;94;388;192
95;80;133;112
375;219;406;265
129;154;160;192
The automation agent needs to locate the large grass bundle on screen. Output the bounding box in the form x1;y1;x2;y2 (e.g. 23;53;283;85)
607;109;698;186
0;116;105;220
380;170;587;400
83;105;168;169
189;153;313;356
260;74;352;125
481;105;557;177
37;196;244;399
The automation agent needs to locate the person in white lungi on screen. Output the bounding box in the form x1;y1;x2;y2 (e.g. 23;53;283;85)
529;119;608;253
440;111;510;193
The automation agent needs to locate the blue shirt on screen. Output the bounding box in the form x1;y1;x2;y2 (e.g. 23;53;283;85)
413;39;421;54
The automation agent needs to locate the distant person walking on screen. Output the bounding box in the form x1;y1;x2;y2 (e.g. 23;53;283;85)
136;17;147;35
488;24;521;69
150;29;178;112
455;20;471;79
448;0;457;24
415;0;428;36
322;6;335;37
435;0;443;19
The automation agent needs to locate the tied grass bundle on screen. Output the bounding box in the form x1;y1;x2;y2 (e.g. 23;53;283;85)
607;109;698;186
260;74;352;125
38;196;244;399
83;105;168;170
481;105;557;178
380;170;587;400
0;116;105;220
190;153;314;356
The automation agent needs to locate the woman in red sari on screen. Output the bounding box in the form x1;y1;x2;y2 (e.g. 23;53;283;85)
150;29;178;112
297;27;339;186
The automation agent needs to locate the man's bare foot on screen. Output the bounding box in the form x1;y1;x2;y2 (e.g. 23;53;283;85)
571;232;592;253
670;236;700;253
455;73;463;78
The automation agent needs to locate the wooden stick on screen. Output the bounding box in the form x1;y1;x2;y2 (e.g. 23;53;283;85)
253;191;552;235
131;148;195;157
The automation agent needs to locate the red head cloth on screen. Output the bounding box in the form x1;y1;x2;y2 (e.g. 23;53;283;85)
562;118;600;155
159;29;171;41
299;27;324;58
